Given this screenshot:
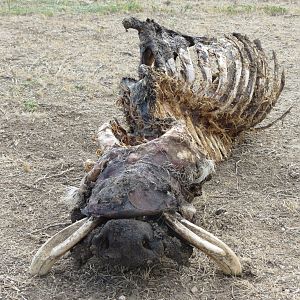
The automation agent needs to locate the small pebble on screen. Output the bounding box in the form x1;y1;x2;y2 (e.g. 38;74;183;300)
191;286;198;294
288;170;299;179
215;208;227;215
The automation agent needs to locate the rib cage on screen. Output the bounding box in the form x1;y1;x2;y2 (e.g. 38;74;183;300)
120;18;285;162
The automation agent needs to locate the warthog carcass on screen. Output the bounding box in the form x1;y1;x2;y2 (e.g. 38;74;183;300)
30;17;284;276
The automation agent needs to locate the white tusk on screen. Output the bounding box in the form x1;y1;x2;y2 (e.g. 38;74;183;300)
163;213;242;275
164;213;225;255
30;217;99;276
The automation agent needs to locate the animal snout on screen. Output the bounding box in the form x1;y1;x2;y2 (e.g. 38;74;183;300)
91;219;164;267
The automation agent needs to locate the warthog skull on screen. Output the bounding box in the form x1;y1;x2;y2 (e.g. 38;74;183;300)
30;18;284;277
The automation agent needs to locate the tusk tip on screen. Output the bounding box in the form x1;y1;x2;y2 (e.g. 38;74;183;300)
29;217;97;276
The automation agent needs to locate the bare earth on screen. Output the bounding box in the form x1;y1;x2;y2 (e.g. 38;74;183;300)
0;1;299;299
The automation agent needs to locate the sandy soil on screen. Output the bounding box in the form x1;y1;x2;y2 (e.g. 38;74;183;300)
0;1;299;299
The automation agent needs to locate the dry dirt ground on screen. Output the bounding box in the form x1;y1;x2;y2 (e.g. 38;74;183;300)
0;1;299;299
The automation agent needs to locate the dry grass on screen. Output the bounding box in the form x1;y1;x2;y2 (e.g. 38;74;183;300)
0;0;143;16
213;4;288;16
0;0;299;299
0;0;296;17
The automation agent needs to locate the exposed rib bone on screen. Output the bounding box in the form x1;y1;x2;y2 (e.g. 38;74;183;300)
272;50;285;99
212;49;228;100
245;41;270;126
234;33;258;119
226;34;249;116
194;126;209;157
178;48;195;84
210;134;227;159
185;115;204;150
254;52;284;125
272;51;279;93
196;44;212;95
240;38;267;122
30;217;99;276
163;213;242;275
217;36;242;111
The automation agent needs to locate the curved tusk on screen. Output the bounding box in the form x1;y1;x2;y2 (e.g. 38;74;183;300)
163;213;242;275
30;217;99;276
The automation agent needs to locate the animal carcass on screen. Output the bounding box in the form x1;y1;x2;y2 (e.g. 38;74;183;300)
30;18;284;276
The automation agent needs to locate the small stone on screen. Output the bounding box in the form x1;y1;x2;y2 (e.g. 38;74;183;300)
288;170;299;179
118;296;126;300
23;161;31;173
191;286;198;294
215;208;227;215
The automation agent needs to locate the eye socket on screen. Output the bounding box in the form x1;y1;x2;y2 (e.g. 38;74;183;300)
142;47;154;66
142;238;152;250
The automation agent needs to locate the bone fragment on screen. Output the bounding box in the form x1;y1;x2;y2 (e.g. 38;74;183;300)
98;122;121;152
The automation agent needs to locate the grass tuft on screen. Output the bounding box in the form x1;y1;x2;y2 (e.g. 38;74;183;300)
261;5;288;16
24;99;38;112
215;4;288;16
